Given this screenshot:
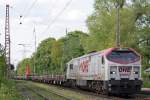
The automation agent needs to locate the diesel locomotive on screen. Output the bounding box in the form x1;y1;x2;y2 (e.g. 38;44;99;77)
16;47;142;95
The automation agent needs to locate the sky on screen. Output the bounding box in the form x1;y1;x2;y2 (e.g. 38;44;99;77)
0;0;94;67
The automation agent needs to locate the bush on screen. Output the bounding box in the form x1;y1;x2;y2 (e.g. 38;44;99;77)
143;80;150;88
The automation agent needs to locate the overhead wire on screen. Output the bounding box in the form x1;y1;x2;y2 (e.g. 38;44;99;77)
0;0;38;62
20;0;38;24
23;0;38;17
10;0;38;55
48;0;58;14
45;0;58;22
42;0;73;34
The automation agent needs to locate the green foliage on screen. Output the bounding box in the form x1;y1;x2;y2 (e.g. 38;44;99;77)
0;44;6;86
0;80;25;100
137;27;150;70
51;40;63;73
0;55;5;84
35;38;56;75
64;31;87;61
0;45;23;99
143;80;150;88
17;31;88;75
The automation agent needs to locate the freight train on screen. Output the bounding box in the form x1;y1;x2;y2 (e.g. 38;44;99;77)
16;47;142;95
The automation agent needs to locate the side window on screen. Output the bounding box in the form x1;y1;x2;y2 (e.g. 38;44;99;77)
102;56;105;64
70;64;73;70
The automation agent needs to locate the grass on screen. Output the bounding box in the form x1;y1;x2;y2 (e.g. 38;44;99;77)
142;72;150;88
143;80;150;88
0;79;25;100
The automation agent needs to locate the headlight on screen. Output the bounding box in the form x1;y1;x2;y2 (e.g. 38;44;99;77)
113;71;116;74
110;71;116;74
133;71;138;74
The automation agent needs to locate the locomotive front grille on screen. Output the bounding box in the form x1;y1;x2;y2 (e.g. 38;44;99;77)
109;79;141;94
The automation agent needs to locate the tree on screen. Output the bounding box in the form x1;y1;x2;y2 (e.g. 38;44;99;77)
0;44;6;86
86;0;150;69
34;38;56;75
17;31;88;75
133;0;150;70
51;40;63;74
63;31;88;62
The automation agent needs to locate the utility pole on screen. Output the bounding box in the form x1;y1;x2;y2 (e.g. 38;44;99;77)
116;0;120;47
33;25;36;75
66;28;68;35
5;5;11;78
61;28;68;75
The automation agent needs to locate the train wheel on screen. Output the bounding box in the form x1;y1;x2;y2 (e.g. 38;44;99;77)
101;86;109;95
95;83;101;94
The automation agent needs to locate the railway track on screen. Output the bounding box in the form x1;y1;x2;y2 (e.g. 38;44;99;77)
22;84;49;100
16;80;150;100
35;82;150;100
52;84;150;100
16;82;44;100
16;80;71;100
26;82;73;100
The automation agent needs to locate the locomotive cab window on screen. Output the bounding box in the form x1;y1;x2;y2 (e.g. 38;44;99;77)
106;49;140;63
70;64;73;70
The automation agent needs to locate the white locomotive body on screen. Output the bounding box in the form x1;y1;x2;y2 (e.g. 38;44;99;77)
67;51;106;80
66;48;142;94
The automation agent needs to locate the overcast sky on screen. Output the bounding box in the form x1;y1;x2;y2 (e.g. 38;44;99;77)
0;0;94;67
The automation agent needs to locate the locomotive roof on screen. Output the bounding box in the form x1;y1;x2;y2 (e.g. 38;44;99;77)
67;48;113;63
67;47;140;64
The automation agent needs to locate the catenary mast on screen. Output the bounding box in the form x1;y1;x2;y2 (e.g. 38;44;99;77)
5;4;11;78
